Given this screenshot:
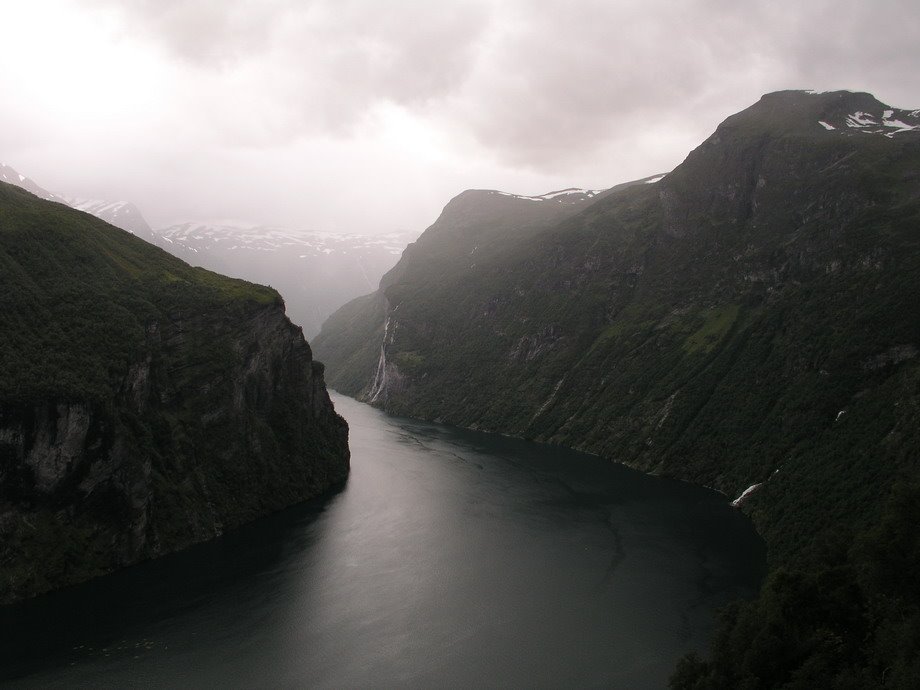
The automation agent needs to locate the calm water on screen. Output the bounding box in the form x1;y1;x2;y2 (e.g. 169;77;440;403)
0;393;764;688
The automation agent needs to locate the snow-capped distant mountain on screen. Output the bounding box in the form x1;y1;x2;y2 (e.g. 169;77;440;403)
488;187;607;204
66;198;160;244
156;222;415;337
0;164;66;203
1;161;413;338
159;222;407;258
1;163;160;243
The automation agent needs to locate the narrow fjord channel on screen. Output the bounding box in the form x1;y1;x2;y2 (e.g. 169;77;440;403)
1;393;764;688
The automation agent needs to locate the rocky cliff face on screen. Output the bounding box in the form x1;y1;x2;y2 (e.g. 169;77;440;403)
0;182;349;604
314;90;920;565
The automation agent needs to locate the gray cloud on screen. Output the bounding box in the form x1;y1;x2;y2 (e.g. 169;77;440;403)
2;0;918;233
438;0;920;170
96;0;493;134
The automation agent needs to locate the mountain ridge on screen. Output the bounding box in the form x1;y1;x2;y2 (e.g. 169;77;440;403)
0;162;415;338
315;88;920;561
0;180;350;603
315;88;920;683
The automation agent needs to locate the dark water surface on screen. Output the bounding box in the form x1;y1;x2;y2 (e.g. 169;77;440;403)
0;393;764;688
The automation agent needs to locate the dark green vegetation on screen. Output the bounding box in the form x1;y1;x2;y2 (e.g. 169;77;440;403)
0;182;349;603
672;481;920;688
315;90;920;685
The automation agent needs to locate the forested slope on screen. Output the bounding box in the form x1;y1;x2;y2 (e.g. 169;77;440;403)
0;182;350;603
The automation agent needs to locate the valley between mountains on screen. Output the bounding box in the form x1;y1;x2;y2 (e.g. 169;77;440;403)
317;89;920;560
2;88;919;687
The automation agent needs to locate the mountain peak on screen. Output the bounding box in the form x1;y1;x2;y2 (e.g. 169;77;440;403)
0;163;64;203
717;89;919;139
761;88;882;106
67;197;155;239
668;90;920;188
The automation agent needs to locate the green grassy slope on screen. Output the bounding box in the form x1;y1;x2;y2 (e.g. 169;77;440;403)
0;182;279;403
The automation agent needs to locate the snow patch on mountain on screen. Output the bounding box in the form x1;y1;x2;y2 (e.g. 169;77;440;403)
0;164;64;202
68;198;141;222
882;119;919;134
846;111;878;127
827;107;920;138
153;222;416;338
798;92;919;139
488;187;607;204
157;222;412;257
66;197;156;241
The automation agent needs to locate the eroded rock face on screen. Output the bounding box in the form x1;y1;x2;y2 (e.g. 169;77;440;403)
0;404;93;494
0;302;349;604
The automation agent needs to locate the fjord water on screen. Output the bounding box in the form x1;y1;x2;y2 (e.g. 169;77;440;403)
1;394;764;688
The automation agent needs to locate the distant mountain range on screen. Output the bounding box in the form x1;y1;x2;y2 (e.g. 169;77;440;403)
0;163;414;338
155;222;415;337
0;164;63;203
66;198;160;246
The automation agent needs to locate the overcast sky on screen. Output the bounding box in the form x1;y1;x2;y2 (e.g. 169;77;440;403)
2;0;918;233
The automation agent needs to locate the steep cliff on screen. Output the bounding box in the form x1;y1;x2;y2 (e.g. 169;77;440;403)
0;181;349;604
315;90;920;565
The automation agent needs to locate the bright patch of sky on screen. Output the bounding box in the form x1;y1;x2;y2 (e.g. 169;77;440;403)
0;0;918;233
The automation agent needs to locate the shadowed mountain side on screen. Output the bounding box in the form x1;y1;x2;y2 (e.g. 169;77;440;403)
0;181;350;603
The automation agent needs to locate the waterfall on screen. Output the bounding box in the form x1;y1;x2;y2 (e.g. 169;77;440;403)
368;316;391;403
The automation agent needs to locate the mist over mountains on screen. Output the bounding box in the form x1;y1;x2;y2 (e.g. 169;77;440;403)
4;0;920;685
0;164;63;204
315;89;920;685
319;88;920;544
66;198;159;246
155;222;414;337
0;163;415;338
3;86;920;687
